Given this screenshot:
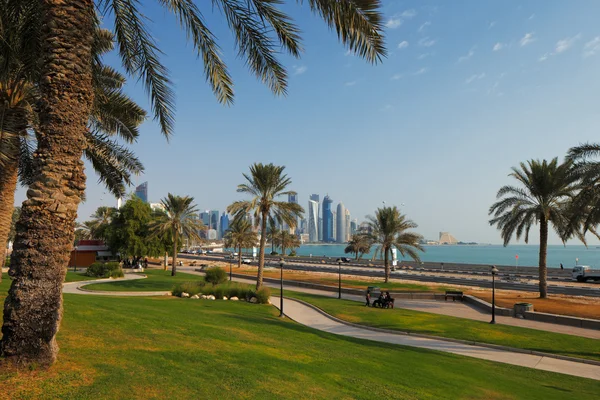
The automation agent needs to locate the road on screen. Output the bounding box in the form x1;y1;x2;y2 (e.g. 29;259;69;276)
179;253;600;297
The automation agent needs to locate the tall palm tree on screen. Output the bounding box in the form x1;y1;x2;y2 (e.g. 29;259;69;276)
224;217;258;269
2;0;385;365
345;233;372;260
227;163;304;289
151;194;204;276
489;158;578;298
266;223;281;255
364;206;424;283
278;230;301;256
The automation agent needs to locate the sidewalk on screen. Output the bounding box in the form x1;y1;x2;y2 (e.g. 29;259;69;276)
272;296;600;381
62;274;169;296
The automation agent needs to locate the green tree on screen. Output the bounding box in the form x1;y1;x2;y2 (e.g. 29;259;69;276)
266;223;281;255
151;194;204;276
224;217;258;268
2;0;385;365
277;230;301;256
228;163;304;289
489;158;578;298
345;233;372;260
364;206;424;283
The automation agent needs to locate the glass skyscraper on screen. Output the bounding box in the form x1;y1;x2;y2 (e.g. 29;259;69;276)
134;182;148;203
322;195;333;243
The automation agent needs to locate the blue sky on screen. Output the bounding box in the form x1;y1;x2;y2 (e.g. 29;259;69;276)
15;0;600;245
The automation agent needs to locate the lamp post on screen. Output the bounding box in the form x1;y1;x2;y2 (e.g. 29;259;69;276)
279;258;285;318
338;260;342;299
576;258;579;266
229;259;233;281
490;265;499;324
441;262;444;272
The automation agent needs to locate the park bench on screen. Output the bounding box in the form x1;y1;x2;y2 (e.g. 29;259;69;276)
444;291;464;301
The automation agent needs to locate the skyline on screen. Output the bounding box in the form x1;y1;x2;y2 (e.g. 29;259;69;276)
13;1;600;246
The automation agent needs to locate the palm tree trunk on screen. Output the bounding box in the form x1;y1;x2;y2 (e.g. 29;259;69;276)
384;246;390;283
164;252;168;271
237;245;242;268
0;156;19;284
172;231;179;276
1;0;94;366
257;213;268;289
539;216;549;299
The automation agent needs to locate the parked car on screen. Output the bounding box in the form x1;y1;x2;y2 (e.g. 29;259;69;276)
336;257;351;263
241;258;252;264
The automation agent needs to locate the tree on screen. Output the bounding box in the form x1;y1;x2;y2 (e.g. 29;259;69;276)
364;206;424;283
150;194;204;276
489;158;578;298
228;163;304;289
345;233;372;260
88;206;117;240
2;0;385;365
277;230;301;256
224;217;258;268
266;223;281;255
1;207;20;282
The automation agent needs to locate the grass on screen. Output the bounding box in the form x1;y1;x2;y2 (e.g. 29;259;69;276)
0;282;599;398
82;269;204;292
283;291;600;363
64;272;100;283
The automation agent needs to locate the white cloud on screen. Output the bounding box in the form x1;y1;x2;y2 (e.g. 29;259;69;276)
457;49;475;63
418;21;431;33
391;73;403;80
397;41;409;49
414;67;428;75
538;53;549;62
418;37;436;47
555;33;581;54
465;73;485;84
292;65;307;75
489;21;497;29
493;42;505;51
528;14;535;20
402;9;417;18
385;18;402;29
520;32;536;46
583;37;600;58
344;81;356;87
417;53;432;60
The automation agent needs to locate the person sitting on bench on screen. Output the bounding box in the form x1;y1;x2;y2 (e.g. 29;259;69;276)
384;291;394;309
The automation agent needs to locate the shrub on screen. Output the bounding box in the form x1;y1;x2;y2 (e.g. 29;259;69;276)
254;286;271;304
204;267;227;285
172;281;204;297
86;262;122;278
213;285;226;299
289;251;297;257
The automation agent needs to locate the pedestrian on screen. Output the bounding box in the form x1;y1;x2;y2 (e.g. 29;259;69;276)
365;289;371;307
560;263;564;270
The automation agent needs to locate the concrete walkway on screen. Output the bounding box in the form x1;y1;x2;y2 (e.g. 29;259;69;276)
62;273;170;296
272;296;600;381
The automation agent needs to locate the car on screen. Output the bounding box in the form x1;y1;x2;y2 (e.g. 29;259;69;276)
225;254;235;259
336;257;351;263
241;258;252;264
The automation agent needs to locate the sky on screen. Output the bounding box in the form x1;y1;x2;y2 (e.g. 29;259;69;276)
14;0;600;245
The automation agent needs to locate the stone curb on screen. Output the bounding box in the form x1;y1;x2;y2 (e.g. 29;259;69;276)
282;296;600;367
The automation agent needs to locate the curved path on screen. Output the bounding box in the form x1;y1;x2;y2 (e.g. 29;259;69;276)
62;273;170;296
271;296;600;381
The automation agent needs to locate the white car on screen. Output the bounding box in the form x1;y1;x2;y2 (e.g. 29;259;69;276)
241;258;252;264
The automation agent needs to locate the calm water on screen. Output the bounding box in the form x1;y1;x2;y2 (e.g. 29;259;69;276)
296;244;600;268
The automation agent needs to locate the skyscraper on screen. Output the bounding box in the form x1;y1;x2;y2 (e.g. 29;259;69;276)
210;210;219;237
322;195;333;243
332;210;337;240
345;209;351;242
134;182;148;203
308;199;319;242
350;219;358;236
219;213;229;239
287;193;299;233
310;194;321;241
336;202;346;243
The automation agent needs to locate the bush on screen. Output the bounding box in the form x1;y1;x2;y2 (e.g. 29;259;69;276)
86;262;123;278
254;286;271;304
289;251;297;257
270;251;278;255
204;267;227;285
172;281;204;297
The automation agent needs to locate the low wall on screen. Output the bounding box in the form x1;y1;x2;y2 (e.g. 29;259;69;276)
523;311;600;330
463;295;513;316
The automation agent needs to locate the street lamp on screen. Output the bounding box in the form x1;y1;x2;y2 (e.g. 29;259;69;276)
441;262;444;271
490;265;499;324
576;258;579;266
279;258;285;318
229;258;233;281
338;260;342;299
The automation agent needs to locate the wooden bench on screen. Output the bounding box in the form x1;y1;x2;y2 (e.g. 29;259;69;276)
444;291;464;301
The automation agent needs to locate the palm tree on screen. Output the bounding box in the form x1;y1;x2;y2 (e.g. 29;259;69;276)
151;194;204;276
364;206;424;283
345;233;372;260
88;207;117;240
227;163;304;289
489;158;578;298
2;0;385;365
266;223;281;255
224;217;259;269
278;230;301;256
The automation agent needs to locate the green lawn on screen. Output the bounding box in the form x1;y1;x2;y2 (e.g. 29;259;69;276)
64;271;100;283
0;285;598;399
82;269;204;292
284;291;600;363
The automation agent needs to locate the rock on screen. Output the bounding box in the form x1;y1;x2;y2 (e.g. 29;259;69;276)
230;296;239;301
201;295;207;299
208;295;216;300
191;295;199;299
181;292;190;298
222;296;228;300
267;299;272;305
249;297;258;304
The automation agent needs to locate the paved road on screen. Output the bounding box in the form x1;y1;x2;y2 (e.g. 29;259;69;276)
271;296;600;381
179;254;600;297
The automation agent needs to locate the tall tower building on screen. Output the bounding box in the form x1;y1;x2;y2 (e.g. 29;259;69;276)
318;217;323;241
322;195;333;242
332;210;337;240
219;213;229;239
134;182;148;203
336;202;346;243
287;193;299;233
310;194;321;241
308;199;319;242
345;209;351;242
210;210;219;236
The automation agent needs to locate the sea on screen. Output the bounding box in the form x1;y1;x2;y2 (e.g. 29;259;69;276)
295;244;600;268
